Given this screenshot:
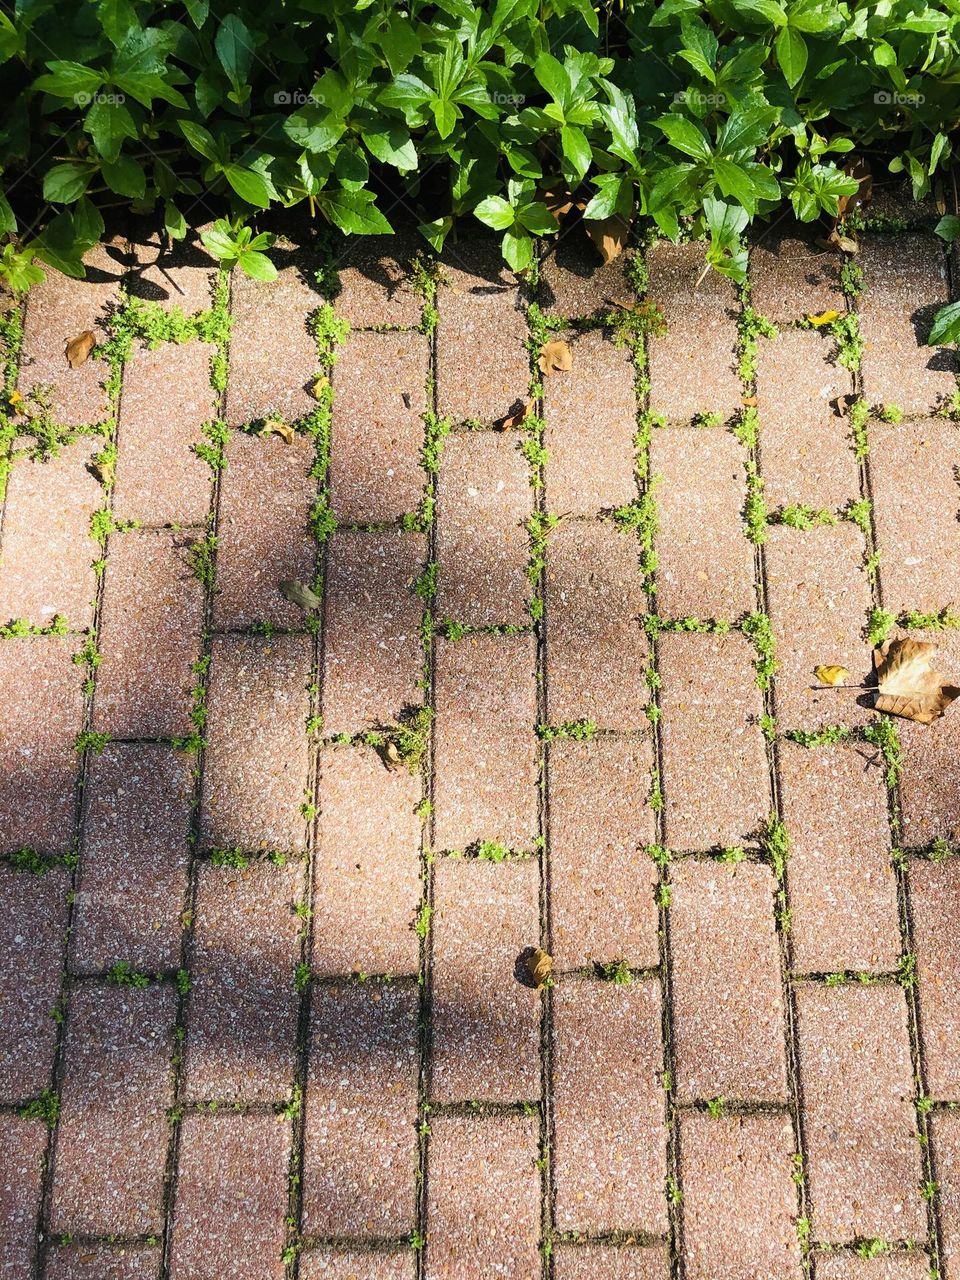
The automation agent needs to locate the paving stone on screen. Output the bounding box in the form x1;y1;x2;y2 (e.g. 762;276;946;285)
658;632;770;849
0;440;101;629
898;630;960;849
869;420;960;617
183;859;304;1103
201;634;312;853
865;179;940;226
320;529;426;736
540;235;637;319
299;1252;414;1280
72;744;192;972
553;1244;671;1280
93;528;205;739
313;745;421;977
932;1111;960;1280
332;230;423;328
435;431;532;625
750;228;844;324
329;331;428;523
647;241;742;421
545;521;648;727
424;1113;540;1280
437;238;529;424
859;235;955;415
764;525;874;732
543;330;637;515
17;244;121;426
547;736;659;969
650;426;755;618
49;982;174;1235
128;230;217;313
812;1253;932;1280
755;329;858;513
0;1115;45;1278
433;633;538;850
552;977;667;1234
46;1244;162;1280
777;742;900;974
212;430;317;630
225;252;321;425
169;1113;291;1280
0;867;67;1102
431;857;541;1103
303;981;418;1237
0;636;83;854
679;1112;802;1280
112;340;216;526
795;984;925;1242
670;860;789;1102
909;858;960;1100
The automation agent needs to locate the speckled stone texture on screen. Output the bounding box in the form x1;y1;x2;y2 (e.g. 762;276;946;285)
437;238;529;424
299;1253;415;1280
750;228;844;324
433;633;538;850
553;1244;671;1280
764;525;874;732
0;441;101;629
169;1114;291;1280
128;230;217;312
212;430;317;630
16;244;121;426
898;630;960;849
670;860;788;1102
45;1244;162;1280
320;529;426;736
542;330;637;515
113;340;216;526
540;237;637;319
777;743;900;975
812;1257;931;1280
93;529;205;739
658;632;770;849
431;857;541;1103
0;1115;45;1277
544;521;648;727
183;858;304;1103
436;430;532;625
795;984;925;1242
49;982;174;1235
552;977;667;1234
909;858;960;1100
755;329;858;513
313;745;421;977
303;981;418;1238
72;744;192;972
859;233;954;414
649;426;755;618
547;736;658;969
424;1113;541;1280
329;331;428;523
647;241;742;421
869;420;960;616
225;251;321;425
332;230;422;328
678;1112;802;1280
201;634;312;853
0;865;67;1102
0;637;83;853
932;1111;960;1280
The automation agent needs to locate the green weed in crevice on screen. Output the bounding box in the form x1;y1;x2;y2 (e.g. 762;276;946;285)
537;719;598;741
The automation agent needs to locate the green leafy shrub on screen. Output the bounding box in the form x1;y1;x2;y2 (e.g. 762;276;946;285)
0;0;958;289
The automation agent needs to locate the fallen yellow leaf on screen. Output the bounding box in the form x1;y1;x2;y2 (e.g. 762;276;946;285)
806;309;841;328
259;418;295;444
815;664;849;686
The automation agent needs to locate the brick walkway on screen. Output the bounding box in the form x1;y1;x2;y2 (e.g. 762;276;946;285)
1;196;959;1280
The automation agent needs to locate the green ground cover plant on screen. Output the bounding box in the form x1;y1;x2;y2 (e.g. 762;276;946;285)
0;0;958;291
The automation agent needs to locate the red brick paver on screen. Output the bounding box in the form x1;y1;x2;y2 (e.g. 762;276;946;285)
45;1244;162;1280
932;1110;960;1280
333;231;422;328
894;629;960;850
300;1253;414;1280
812;1254;932;1280
0;1115;45;1278
540;238;638;320
553;1244;671;1280
750;230;844;324
909;857;960;1100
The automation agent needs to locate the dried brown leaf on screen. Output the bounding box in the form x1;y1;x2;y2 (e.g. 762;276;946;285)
279;579;322;611
310;374;330;400
585;208;632;266
542;189;583;223
527;946;553;989
538;338;572;376
259;418;295;444
381;739;404;771
837;157;873;221
495;398;533;431
873;637;960;725
65;329;96;369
